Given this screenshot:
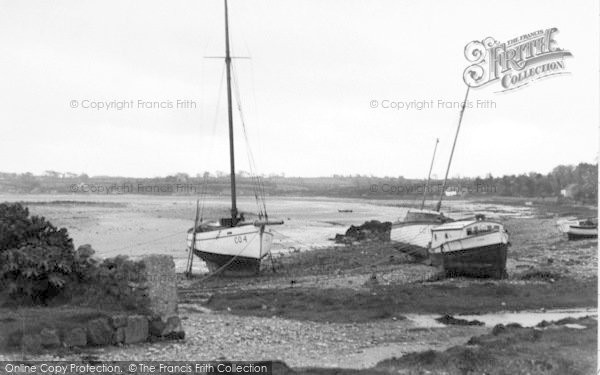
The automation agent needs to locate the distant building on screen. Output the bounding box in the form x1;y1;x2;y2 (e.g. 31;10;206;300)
561;184;579;198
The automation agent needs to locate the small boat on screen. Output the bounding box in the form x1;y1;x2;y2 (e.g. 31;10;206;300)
429;218;510;278
338;209;353;213
557;217;598;240
185;0;282;276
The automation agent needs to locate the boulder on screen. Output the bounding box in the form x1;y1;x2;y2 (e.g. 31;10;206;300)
124;315;149;344
336;220;392;243
63;327;87;348
87;318;113;346
149;315;185;339
40;328;60;348
149;317;166;337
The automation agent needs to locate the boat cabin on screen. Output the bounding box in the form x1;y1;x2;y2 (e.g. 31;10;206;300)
430;219;503;249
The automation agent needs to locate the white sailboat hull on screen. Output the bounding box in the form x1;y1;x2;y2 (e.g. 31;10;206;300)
429;230;509;254
390;223;438;250
187;225;273;260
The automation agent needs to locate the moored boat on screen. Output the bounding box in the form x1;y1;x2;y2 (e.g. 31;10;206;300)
186;219;275;275
557;217;598;240
390;138;453;258
184;0;282;277
429;218;510;278
390;209;452;257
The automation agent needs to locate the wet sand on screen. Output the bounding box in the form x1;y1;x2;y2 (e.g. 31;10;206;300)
0;194;596;372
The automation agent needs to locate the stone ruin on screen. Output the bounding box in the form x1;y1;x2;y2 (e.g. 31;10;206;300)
16;254;185;352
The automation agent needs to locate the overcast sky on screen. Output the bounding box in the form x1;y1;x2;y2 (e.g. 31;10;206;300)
0;0;598;179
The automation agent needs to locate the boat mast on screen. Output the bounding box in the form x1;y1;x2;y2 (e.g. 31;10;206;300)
435;86;470;212
224;0;238;224
421;138;439;210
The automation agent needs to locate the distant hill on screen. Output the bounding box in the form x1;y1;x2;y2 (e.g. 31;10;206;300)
0;163;596;203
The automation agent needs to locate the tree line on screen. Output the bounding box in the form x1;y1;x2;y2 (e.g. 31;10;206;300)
0;162;596;203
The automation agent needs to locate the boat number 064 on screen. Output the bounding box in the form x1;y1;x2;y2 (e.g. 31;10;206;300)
234;235;248;244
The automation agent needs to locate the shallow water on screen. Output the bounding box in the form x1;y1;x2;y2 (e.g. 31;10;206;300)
407;308;597;328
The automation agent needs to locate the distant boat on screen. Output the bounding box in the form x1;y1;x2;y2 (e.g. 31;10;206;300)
338;209;353;213
185;0;282;276
429;218;510;278
557;217;598;240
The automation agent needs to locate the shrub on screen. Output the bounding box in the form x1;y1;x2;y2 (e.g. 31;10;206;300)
0;202;84;303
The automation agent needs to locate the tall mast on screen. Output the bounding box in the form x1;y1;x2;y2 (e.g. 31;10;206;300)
435;85;470;212
420;138;439;210
224;0;238;224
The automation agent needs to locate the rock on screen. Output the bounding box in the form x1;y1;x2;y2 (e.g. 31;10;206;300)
40;328;60;348
537;320;551;328
125;315;149;344
336;220;392;243
436;314;484;326
140;255;178;317
113;327;126;344
149;317;166;337
492;324;506;335
110;314;128;328
164;316;183;336
87;318;113;346
76;244;95;258
63;327;87;348
21;334;42;353
150;315;183;338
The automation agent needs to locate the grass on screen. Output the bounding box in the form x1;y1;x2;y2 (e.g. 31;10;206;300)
206;277;597;323
281;317;597;375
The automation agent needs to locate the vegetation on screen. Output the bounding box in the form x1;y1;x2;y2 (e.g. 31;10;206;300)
0;203;90;303
0;162;596;202
0;203;146;310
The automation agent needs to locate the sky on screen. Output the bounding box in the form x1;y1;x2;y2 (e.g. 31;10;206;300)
0;0;598;179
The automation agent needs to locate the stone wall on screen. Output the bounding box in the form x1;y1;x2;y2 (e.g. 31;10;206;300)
14;254;184;353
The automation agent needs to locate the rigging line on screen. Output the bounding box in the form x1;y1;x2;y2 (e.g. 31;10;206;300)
199;63;227;220
235;99;267;219
230;63;267;216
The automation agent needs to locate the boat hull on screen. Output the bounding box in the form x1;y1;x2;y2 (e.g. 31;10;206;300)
186;225;273;276
390;222;438;258
566;227;598;240
430;231;508;279
557;218;598;240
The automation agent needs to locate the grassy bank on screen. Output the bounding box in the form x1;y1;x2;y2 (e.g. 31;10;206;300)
282;317;597;375
205;277;597;323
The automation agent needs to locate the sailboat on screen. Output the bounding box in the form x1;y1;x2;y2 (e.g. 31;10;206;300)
425;87;510;278
390;138;452;258
186;0;282;276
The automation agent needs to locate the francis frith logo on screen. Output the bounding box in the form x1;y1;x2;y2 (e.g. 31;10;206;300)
463;28;572;91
